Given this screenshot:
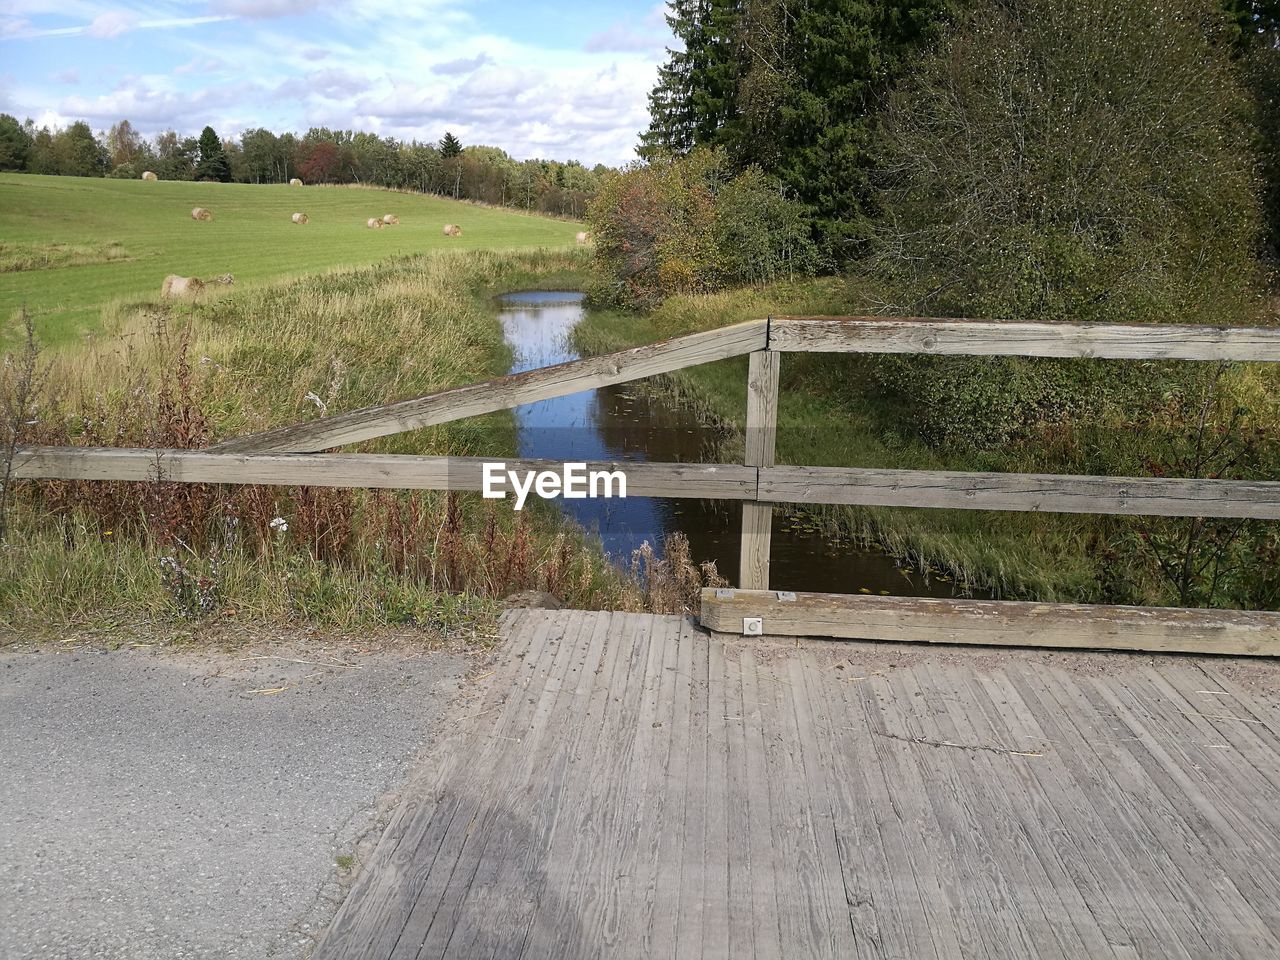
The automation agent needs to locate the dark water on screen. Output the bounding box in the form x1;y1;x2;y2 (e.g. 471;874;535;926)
499;291;966;598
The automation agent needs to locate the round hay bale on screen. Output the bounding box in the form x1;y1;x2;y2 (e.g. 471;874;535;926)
161;275;204;298
443;223;461;237
381;213;399;225
191;207;213;221
289;178;303;187
291;212;309;225
367;217;384;229
575;230;590;245
141;171;158;182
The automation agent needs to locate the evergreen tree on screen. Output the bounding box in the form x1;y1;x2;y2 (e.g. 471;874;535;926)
639;0;742;158
195;125;231;182
640;0;952;260
439;131;463;158
740;0;953;257
1222;0;1280;50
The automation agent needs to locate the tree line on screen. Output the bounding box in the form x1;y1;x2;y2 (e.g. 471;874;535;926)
612;0;1280;273
0;116;609;219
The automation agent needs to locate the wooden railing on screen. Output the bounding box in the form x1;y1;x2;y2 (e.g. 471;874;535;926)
11;315;1280;654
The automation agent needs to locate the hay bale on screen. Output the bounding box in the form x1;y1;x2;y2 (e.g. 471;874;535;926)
161;275;204;298
367;217;384;229
575;230;590;245
141;171;158;182
292;212;309;225
443;223;462;237
289;178;303;187
381;214;399;225
191;207;213;221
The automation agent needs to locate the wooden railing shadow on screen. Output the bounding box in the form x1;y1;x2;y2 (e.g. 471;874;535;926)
12;315;1280;655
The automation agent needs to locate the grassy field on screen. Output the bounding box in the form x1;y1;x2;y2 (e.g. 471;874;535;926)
0;174;580;346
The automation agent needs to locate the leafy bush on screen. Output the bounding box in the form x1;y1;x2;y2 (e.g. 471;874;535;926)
588;148;817;308
876;0;1263;324
866;0;1269;450
714;166;822;285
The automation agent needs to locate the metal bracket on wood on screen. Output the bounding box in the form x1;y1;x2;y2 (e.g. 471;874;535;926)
742;617;763;637
776;591;796;602
715;588;736;600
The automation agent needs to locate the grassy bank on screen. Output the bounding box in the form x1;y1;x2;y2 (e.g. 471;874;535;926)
2;249;721;638
0;173;582;346
575;283;1280;608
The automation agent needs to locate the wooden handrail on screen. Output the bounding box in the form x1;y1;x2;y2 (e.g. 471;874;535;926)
13;448;1279;520
214;318;769;454
769;316;1280;360
9;448;758;499
11;314;1280;652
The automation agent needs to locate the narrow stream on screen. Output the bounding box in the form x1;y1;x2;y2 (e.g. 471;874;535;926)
499;291;967;598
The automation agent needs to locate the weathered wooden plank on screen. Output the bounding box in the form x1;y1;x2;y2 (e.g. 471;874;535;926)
649;616;696;959
435;610;616;960
890;666;1051;957
314;609;1280;959
1071;674;1279;956
214;319;770;453
312;610;557;960
769;316;1280;361
613;614;680;955
702;635;732;959
699;589;1280;656
817;653;955;960
739;349;779;591
11;447;758;500
676;620;711;959
759;465;1280;519
1008;668;1215;958
977;669;1166;958
787;651;861;959
389;611;592;959
554;614;658;960
918;661;1099;958
738;647;785;960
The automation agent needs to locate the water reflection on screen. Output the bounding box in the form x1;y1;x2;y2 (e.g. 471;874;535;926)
498;291;968;598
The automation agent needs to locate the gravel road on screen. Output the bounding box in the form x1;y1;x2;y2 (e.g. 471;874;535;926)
0;639;473;960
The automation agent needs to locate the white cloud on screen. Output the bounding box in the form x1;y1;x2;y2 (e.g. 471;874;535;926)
585;22;662;54
86;10;137;38
52;68;80;83
208;0;339;19
431;52;493;76
4;1;671;166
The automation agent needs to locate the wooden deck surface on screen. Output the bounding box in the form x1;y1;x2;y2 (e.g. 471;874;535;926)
314;609;1280;960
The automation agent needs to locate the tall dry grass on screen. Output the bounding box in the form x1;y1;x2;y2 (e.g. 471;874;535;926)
1;250;723;636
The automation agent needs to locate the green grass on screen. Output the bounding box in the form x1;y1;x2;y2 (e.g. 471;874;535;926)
0;174;581;345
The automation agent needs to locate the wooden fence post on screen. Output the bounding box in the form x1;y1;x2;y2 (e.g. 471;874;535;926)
739;349;779;590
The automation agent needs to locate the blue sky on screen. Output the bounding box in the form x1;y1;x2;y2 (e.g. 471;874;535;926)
0;1;673;165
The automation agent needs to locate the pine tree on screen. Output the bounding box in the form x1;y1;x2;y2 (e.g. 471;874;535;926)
195;125;230;182
439;131;463;158
640;0;952;260
639;0;742;158
747;0;954;257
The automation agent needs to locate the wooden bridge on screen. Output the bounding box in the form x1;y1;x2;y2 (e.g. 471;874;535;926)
308;608;1280;959
10;314;1280;955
